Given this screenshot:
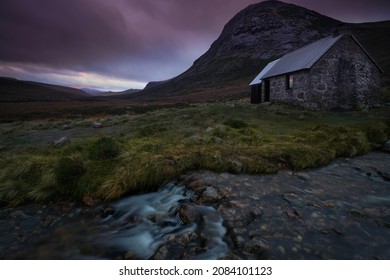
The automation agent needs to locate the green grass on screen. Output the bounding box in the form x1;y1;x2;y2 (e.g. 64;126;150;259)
0;102;389;206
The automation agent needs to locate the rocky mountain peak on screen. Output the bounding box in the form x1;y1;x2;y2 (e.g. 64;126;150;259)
195;0;341;64
130;1;387;101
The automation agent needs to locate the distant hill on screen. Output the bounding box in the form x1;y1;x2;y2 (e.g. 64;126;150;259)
82;88;140;97
81;88;103;94
0;77;90;102
143;80;171;90
124;0;390;101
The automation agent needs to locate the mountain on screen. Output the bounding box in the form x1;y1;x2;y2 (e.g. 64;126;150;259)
81;87;141;96
0;77;90;102
125;0;390;101
81;88;103;94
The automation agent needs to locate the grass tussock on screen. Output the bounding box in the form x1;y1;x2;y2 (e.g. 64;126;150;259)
0;102;389;205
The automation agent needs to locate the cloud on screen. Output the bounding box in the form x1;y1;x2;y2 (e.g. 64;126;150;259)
0;0;389;89
0;62;145;91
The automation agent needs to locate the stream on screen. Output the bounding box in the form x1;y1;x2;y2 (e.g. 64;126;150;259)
0;152;390;259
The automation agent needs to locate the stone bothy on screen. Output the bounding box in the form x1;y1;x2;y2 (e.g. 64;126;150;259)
250;34;383;110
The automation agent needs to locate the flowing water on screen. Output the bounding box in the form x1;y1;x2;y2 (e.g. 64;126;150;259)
0;182;229;259
1;152;390;259
93;182;228;259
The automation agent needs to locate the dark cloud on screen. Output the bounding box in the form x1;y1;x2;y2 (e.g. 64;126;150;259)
293;0;390;22
0;0;389;89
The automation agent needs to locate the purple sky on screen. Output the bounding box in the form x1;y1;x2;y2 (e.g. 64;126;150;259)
0;0;389;91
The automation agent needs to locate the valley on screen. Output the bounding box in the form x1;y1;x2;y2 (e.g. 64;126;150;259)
1;0;389;261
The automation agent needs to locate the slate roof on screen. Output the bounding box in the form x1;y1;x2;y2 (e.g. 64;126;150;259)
249;59;280;86
250;34;383;86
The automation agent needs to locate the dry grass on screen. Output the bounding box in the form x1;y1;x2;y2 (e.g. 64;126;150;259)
0;102;389;205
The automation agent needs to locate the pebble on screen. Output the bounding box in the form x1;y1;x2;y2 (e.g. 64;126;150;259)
277;245;286;256
294;235;303;242
10;210;29;219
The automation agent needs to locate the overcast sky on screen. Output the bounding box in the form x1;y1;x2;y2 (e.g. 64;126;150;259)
0;0;389;91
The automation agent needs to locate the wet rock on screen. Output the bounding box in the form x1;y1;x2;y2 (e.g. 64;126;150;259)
82;195;95;206
332;228;344;235
286;209;301;219
153;242;184;260
383;139;390;153
61;124;71;130
174;231;198;246
100;207;115;218
229;231;247;248
378;171;390;181
243;237;270;257
282;193;305;208
293;235;303;243
0;234;16;245
186;180;205;191
10;210;29;219
178;204;200;224
19;218;40;230
323;200;337;209
198;186;222;204
42;215;61;227
124;251;137;260
294;172;311;181
350;209;365;218
226;200;248;208
277;245;286;256
0;221;12;233
376;221;390;228
219;252;242;260
152;245;170;260
53;136;70;147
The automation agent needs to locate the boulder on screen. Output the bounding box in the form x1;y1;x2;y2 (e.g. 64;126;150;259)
243;237;270;257
93;122;103;128
198;186;222;204
178;204;200;224
53;136;70;147
186;179;206;191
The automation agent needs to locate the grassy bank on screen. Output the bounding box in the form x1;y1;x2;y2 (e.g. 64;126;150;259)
0;102;389;206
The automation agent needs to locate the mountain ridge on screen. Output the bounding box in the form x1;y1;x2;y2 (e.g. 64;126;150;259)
0;77;91;102
132;0;389;101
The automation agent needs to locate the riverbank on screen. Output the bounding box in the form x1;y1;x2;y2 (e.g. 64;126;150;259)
1;103;389;206
1;151;389;260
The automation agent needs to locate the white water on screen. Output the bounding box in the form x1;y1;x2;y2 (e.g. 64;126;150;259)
94;182;228;259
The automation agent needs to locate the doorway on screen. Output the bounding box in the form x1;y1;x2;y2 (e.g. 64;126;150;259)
264;79;270;102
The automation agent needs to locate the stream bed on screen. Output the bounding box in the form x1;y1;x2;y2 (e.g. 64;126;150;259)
1;152;389;259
